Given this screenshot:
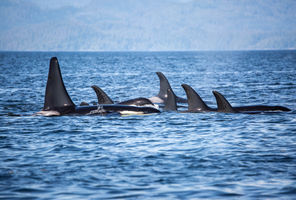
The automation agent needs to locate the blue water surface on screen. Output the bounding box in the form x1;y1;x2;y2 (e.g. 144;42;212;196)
0;51;296;199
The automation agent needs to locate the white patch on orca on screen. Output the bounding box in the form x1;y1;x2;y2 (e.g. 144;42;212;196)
35;110;61;116
148;96;164;104
147;104;159;109
119;111;145;115
128;104;159;110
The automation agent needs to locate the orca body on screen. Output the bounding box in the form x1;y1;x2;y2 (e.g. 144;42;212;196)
120;97;155;107
231;105;290;112
39;57;160;116
181;84;290;113
75;104;160;115
212;91;291;113
149;72;187;104
91;85;156;108
39;104;160;116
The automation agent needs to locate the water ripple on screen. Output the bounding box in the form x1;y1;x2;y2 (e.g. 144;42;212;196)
0;51;295;199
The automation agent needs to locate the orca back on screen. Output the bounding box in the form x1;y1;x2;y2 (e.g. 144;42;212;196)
120;97;154;106
235;105;291;112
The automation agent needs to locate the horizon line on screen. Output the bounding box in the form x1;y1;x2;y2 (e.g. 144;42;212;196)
0;49;295;53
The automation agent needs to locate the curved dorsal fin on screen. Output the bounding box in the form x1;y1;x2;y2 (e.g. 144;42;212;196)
154;72;187;103
156;72;173;99
91;85;114;104
181;84;211;111
164;89;177;111
212;91;237;113
43;57;75;111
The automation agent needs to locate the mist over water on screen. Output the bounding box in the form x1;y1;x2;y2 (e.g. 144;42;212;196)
0;51;296;199
1;0;296;51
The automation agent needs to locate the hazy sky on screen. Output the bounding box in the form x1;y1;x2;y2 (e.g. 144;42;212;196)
0;0;295;51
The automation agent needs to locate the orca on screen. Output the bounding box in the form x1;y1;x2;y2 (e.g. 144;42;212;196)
149;72;187;104
37;57;160;116
91;84;181;112
91;85;157;108
181;84;290;113
212;91;291;113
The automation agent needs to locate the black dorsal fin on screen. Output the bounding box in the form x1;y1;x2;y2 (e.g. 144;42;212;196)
182;84;211;111
156;72;173;99
91;85;114;104
212;91;237;113
43;57;75;111
164;89;177;111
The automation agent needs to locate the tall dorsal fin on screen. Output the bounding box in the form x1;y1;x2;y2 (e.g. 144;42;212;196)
164;89;177;111
156;72;173;99
212;91;237;113
43;57;75;111
181;84;211;111
91;85;114;104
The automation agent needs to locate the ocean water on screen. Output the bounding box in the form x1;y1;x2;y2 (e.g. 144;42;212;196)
0;51;295;199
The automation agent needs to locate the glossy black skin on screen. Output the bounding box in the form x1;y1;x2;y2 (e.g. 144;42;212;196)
119;98;154;106
43;57;290;115
91;85;156;107
75;104;160;115
43;57;75;111
212;90;291;113
234;105;291;112
181;84;291;113
42;57;160;116
47;104;160;115
153;72;187;103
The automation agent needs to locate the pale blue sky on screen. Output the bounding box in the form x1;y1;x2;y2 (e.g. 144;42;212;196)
0;0;295;51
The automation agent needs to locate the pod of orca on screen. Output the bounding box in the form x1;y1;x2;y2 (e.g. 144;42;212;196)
37;57;291;116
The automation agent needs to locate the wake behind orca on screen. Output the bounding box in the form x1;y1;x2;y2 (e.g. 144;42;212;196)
38;57;160;116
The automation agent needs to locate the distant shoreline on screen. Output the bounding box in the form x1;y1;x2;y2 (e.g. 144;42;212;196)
0;49;295;53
